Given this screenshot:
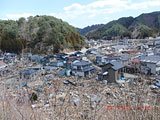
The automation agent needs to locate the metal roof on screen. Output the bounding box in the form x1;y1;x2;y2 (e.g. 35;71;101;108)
20;69;37;75
140;55;160;63
72;61;91;66
104;60;124;70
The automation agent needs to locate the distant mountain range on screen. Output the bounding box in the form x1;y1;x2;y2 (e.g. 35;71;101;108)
0;11;160;54
77;24;104;35
79;11;160;39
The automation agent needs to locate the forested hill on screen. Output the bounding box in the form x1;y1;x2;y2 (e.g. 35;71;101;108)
86;11;160;39
0;15;85;54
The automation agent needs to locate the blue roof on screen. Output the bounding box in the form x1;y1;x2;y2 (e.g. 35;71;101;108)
120;77;125;80
21;83;27;86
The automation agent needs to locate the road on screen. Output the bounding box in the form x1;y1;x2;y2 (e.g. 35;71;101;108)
67;41;118;55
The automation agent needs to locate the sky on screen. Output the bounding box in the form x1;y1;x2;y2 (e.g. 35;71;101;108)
1;0;160;28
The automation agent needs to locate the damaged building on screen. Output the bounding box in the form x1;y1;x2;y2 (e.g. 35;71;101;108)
98;61;124;83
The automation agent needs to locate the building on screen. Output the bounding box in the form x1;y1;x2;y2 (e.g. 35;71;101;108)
98;61;124;83
96;54;121;66
96;54;108;66
140;55;160;75
19;66;42;81
50;61;64;67
71;61;94;77
0;61;7;76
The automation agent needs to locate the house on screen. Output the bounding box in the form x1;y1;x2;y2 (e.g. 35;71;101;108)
39;56;50;65
19;68;41;81
96;54;108;65
146;41;154;46
0;69;12;76
98;61;124;83
30;55;40;62
4;53;17;63
125;59;140;74
96;54;120;66
112;45;128;53
56;53;68;61
118;40;128;45
74;51;83;57
0;61;7;76
120;54;135;65
0;56;4;61
65;56;80;69
50;61;64;67
45;66;57;71
4;53;16;58
140;55;160;75
85;48;97;55
71;61;94;77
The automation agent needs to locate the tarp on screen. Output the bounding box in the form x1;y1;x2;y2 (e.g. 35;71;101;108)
21;82;27;86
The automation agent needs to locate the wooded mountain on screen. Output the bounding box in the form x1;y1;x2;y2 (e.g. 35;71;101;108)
86;11;160;39
77;24;104;35
0;15;85;54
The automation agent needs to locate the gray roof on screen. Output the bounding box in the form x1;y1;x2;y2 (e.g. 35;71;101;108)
140;55;160;63
104;61;124;70
110;61;124;70
72;66;94;72
82;66;94;72
72;61;91;66
96;54;105;57
20;69;37;75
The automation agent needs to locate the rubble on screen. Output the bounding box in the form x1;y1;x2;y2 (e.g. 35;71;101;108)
0;39;160;119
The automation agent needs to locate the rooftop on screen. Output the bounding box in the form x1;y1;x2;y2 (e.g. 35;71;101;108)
72;61;91;66
111;61;124;70
140;55;160;63
104;60;124;70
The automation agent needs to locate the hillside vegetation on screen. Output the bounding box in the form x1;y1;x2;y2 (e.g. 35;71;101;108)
86;11;160;39
0;15;85;54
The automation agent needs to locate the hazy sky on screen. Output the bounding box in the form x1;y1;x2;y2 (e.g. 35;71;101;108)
1;0;160;28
